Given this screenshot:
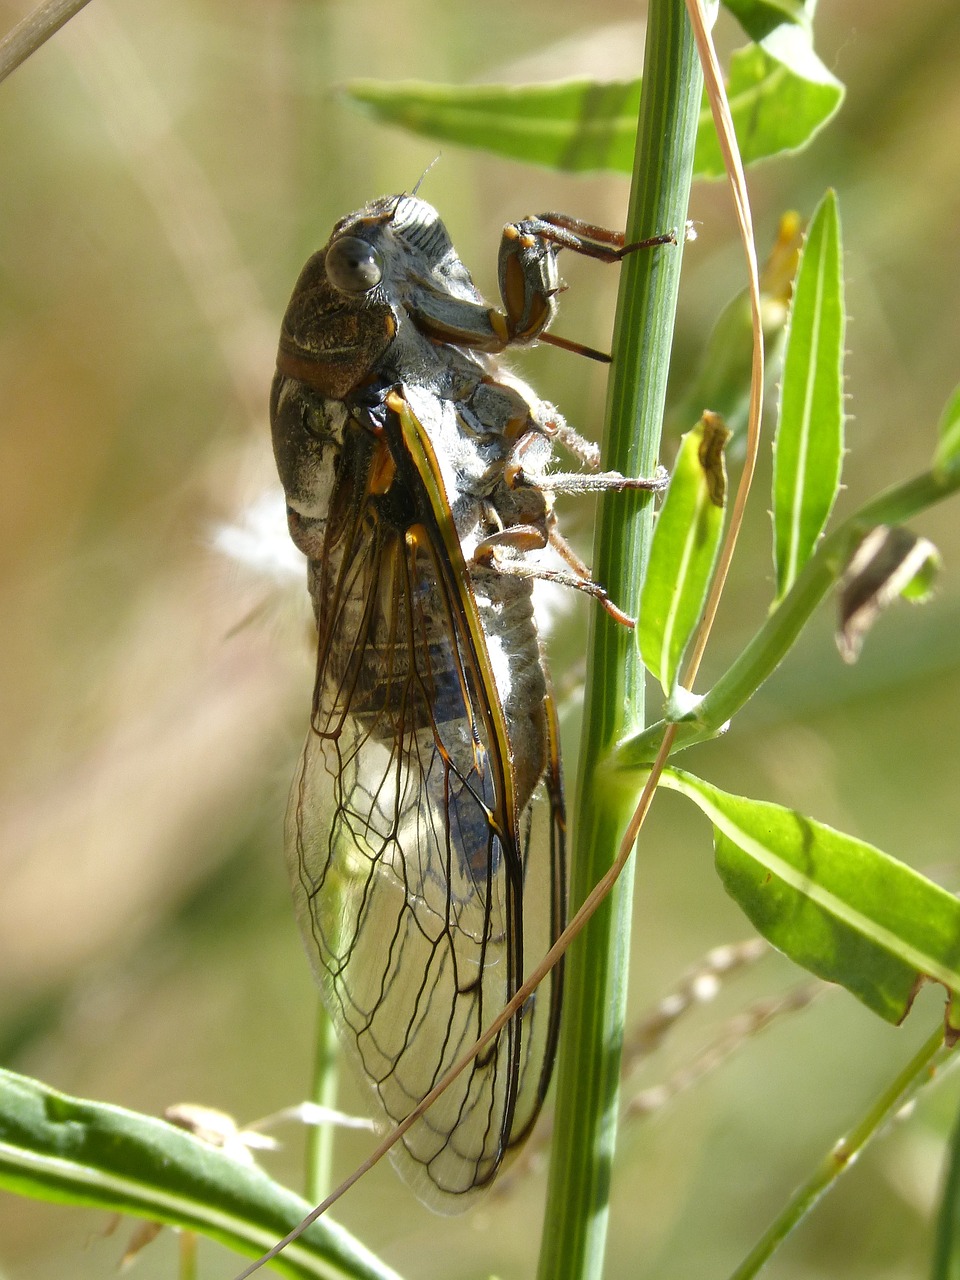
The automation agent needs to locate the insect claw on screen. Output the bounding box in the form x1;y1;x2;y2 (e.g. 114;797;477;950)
619;229;679;257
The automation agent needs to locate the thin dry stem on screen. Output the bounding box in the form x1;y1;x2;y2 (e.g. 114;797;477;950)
0;0;90;85
680;0;764;686
625;981;823;1119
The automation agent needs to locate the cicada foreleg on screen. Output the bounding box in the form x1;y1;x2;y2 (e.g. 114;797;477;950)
498;214;678;358
402;212;676;363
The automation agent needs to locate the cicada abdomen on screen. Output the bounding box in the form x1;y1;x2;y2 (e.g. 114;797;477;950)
271;194;664;1209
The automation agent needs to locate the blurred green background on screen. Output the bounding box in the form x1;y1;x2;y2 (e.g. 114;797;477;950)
1;1;959;1276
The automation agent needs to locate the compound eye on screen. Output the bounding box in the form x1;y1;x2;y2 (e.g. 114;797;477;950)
325;236;384;294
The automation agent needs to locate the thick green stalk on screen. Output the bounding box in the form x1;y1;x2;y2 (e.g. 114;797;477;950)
536;3;703;1278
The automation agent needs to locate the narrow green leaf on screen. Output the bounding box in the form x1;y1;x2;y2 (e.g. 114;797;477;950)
933;382;960;477
0;1069;402;1280
660;769;960;1024
836;525;940;662
639;413;729;693
773;189;845;599
618;458;960;771
345;79;642;175
344;44;843;179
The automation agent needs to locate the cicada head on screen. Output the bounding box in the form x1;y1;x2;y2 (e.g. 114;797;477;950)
275;238;396;401
277;194;493;403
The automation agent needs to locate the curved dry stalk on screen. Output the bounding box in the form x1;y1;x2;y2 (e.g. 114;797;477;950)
624;981;823;1120
681;0;764;687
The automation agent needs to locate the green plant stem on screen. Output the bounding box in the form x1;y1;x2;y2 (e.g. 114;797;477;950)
728;1024;951;1280
305;998;340;1205
536;3;703;1278
619;456;960;767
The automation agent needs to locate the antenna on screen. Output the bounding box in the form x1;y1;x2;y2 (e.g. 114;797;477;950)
412;153;442;197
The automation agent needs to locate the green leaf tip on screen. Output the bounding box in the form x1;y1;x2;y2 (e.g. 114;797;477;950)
723;0;808;40
773;188;846;600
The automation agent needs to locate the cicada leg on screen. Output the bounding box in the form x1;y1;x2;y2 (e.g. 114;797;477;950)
503;424;669;496
474;497;639;630
474;526;638;630
400;210;675;362
498;213;678;353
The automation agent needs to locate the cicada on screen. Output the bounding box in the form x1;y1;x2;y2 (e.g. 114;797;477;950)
270;194;667;1210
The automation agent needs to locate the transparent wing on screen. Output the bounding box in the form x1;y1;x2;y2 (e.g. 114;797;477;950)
285;397;563;1210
